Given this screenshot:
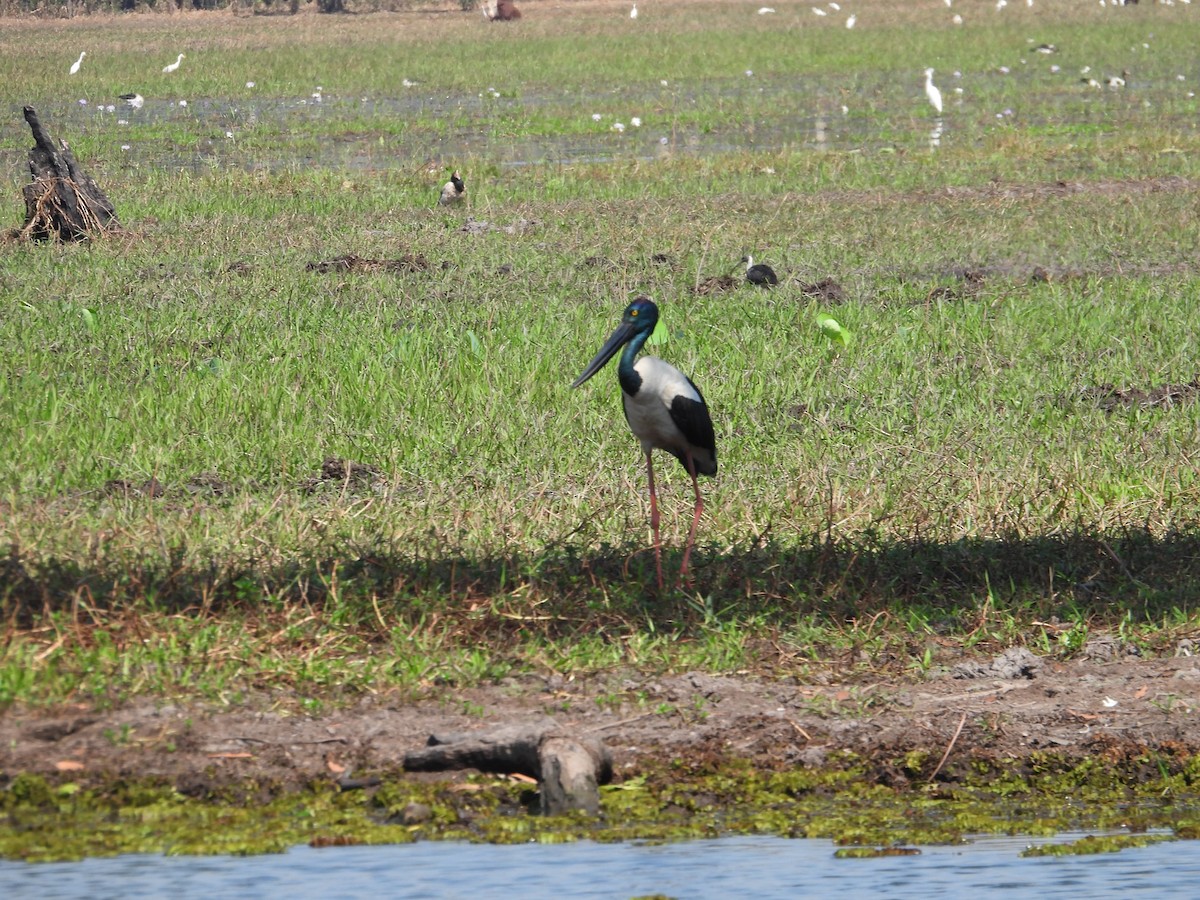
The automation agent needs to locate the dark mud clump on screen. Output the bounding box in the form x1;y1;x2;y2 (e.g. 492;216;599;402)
300;457;386;494
925;268;987;302
951;646;1042;680
694;275;738;296
798;277;847;304
1078;376;1200;411
102;477;166;499
458;217;538;235
306;253;430;274
183;472;233;497
224;260;254;276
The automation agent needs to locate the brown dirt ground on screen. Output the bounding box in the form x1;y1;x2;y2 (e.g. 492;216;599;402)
4;650;1200;793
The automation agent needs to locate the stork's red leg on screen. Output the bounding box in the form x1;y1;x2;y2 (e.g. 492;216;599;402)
678;450;704;588
645;450;664;591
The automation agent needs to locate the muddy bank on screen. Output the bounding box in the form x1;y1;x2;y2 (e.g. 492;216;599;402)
4;652;1200;794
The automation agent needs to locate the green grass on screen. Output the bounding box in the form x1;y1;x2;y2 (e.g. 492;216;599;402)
2;1;1200;707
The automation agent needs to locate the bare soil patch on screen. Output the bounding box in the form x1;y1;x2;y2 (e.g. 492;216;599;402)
4;653;1200;795
305;253;432;274
1077;376;1200;412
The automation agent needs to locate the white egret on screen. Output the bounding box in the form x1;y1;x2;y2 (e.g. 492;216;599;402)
162;54;185;74
69;52;86;76
924;68;943;114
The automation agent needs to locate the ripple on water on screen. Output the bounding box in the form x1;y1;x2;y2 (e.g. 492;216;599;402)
1;832;1198;900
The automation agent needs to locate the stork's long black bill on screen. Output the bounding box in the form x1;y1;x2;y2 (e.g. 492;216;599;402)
571;322;636;388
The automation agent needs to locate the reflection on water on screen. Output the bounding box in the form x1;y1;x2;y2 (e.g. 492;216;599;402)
1;833;1198;900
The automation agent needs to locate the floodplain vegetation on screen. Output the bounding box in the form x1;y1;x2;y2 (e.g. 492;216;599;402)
1;0;1200;763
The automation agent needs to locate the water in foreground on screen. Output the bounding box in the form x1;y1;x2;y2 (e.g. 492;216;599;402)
1;833;1197;899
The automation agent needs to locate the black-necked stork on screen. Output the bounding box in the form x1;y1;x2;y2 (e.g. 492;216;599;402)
70;52;86;76
739;255;778;287
572;297;717;590
439;170;465;206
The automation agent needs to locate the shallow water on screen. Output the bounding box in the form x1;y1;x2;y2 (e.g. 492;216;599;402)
1;833;1197;899
4;66;1196;175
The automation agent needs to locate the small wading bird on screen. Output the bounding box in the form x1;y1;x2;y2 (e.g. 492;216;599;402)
439;170;465;205
162;54;185;74
630;2;637;18
70;52;86;75
738;254;778;287
119;92;144;109
571;297;717;591
924;67;943;114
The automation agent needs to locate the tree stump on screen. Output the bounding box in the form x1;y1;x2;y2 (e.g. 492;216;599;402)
403;721;613;816
18;106;120;242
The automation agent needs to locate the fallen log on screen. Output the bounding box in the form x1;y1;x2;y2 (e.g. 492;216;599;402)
18;105;120;242
403;721;613;816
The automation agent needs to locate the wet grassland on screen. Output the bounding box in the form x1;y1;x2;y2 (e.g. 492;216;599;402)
4;0;1200;858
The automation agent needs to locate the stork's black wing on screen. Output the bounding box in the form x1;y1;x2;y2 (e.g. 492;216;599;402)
668;377;717;476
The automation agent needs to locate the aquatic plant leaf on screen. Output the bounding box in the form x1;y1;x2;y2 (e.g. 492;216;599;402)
816;313;851;347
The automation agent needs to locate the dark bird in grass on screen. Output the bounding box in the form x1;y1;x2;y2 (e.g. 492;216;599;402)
439;170;465;206
571;297;717;591
738;254;778;287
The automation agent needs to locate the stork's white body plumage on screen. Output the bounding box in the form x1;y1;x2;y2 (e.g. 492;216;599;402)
622;357;717;476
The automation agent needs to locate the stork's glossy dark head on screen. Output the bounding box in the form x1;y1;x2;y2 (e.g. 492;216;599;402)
571;297;658;389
